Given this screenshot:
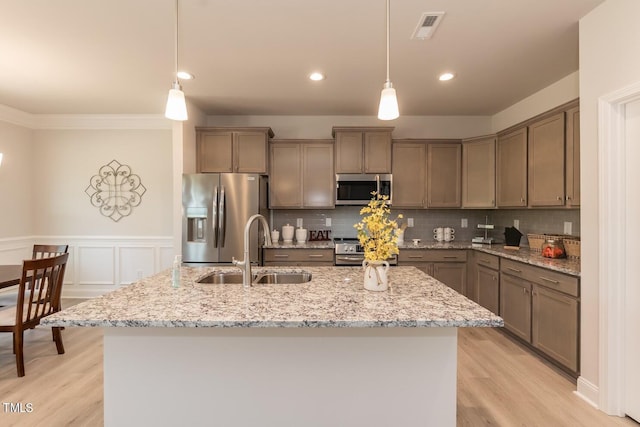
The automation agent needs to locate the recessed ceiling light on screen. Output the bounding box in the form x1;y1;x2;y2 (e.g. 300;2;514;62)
439;72;455;81
177;71;194;80
309;72;325;81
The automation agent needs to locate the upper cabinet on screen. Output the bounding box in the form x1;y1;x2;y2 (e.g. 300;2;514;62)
332;127;393;173
565;106;580;207
196;127;274;174
269;140;334;209
427;143;461;208
528;112;565;206
497;127;528;207
392;141;426;207
462;136;496;208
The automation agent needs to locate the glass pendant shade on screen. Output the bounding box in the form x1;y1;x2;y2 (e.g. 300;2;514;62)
378;82;399;120
165;82;188;121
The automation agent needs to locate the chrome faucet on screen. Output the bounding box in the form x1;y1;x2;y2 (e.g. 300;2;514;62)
232;214;272;288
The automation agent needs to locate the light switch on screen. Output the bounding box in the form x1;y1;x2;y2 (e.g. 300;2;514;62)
564;221;572;235
326;218;332;227
407;218;414;227
461;218;468;228
296;218;303;228
513;219;520;229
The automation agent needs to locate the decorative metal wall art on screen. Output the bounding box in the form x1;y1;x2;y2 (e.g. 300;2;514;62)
85;160;147;222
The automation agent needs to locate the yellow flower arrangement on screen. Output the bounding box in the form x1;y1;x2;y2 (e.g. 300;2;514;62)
354;192;403;261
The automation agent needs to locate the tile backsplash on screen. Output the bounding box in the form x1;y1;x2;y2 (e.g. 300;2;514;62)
270;207;580;246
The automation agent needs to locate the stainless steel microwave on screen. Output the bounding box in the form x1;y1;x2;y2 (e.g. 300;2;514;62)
335;174;392;205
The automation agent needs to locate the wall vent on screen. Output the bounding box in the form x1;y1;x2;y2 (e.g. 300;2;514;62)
411;12;445;40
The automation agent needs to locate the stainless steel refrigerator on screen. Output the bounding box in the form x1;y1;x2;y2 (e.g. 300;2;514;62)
182;173;268;264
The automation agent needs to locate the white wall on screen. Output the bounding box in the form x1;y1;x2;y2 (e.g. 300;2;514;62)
32;129;172;235
0;110;175;296
579;0;640;406
0;120;33;238
492;71;580;133
206;115;493;139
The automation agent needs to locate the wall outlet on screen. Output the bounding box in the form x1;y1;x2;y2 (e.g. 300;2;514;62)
325;217;332;227
461;218;468;228
564;221;572;235
296;218;303;228
513;219;520;229
407;218;414;227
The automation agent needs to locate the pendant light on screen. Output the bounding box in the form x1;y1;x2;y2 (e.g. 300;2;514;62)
377;0;399;120
165;0;188;121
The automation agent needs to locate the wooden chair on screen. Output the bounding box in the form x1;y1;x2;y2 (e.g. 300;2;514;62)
0;253;69;377
32;244;69;259
0;245;69;308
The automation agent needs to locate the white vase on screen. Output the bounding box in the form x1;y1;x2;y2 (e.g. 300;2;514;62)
362;260;390;292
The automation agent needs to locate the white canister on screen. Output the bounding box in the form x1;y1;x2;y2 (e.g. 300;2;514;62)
282;224;294;243
295;228;307;244
270;229;280;243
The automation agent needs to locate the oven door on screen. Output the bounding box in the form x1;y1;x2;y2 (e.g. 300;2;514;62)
334;254;366;266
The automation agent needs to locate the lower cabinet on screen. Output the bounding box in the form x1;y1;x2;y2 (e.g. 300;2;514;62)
532;285;579;372
263;248;334;266
398;250;467;295
476;266;499;315
499;258;580;374
499;272;532;342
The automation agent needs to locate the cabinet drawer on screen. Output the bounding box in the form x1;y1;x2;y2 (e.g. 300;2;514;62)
263;249;333;262
501;259;579;297
475;252;500;270
398;249;467;263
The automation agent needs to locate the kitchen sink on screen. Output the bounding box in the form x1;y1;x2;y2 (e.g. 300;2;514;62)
196;271;312;285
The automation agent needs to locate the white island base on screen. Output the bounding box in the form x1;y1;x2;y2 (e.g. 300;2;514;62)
104;327;457;427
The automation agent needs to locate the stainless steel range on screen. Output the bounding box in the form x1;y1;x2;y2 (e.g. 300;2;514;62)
333;238;398;266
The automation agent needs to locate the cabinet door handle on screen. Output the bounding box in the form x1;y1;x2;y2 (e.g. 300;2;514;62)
443;256;458;259
479;259;491;264
408;255;424;259
567;196;572;201
308;254;325;258
274;254;290;258
507;267;522;273
539;276;560;285
557;196;563;201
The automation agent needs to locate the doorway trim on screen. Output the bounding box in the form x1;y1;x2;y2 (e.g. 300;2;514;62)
598;80;640;415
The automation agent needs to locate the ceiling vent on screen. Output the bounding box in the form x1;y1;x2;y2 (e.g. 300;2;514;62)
411;12;445;40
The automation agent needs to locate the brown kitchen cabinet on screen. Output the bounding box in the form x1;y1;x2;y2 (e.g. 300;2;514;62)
496;127;528;207
499;258;580;374
263;248;334;266
427;142;462;208
565;105;580;207
462;136;496;208
391;141;426;207
398;249;467;295
196;127;273;174
332;127;393;173
269;140;334;209
474;252;500;315
528;112;566;206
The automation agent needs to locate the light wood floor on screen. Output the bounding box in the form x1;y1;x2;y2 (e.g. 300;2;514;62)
0;300;637;426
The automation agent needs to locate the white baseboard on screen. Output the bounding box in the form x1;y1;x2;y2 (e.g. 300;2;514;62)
576;376;600;408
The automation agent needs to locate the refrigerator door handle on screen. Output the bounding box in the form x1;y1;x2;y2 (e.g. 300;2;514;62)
212;186;219;247
219;185;226;247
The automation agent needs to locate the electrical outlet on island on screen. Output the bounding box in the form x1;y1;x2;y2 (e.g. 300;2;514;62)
564;221;572;235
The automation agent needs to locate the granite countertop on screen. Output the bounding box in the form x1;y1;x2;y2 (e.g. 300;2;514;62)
398;242;581;276
41;266;503;329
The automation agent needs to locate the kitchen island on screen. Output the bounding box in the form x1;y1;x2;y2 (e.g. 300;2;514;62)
43;266;502;427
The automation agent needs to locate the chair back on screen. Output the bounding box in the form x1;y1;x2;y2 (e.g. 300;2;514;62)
16;253;69;328
32;244;69;259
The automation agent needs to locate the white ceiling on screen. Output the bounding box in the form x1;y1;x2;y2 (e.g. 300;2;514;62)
0;0;603;117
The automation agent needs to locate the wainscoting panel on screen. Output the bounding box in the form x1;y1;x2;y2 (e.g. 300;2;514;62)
0;236;174;299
